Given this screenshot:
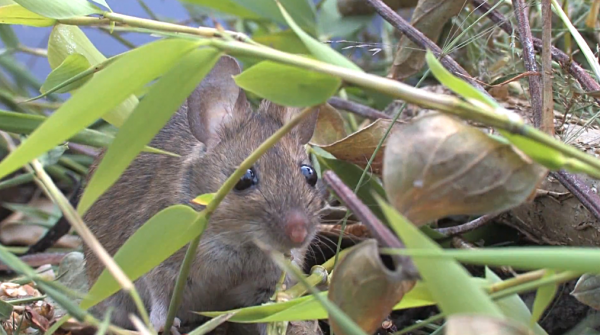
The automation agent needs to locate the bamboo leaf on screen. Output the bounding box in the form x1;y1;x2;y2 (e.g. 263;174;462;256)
530;270;557;325
13;0;101;19
234;60;340;107
81;206;206;310
77;47;221;215
0;4;55;26
0;38;201;181
40;53;92;94
276;1;362;71
48;24;136;127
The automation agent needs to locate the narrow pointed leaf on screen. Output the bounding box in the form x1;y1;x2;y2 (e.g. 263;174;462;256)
48;24;136;127
234;60;340;107
276;1;362;72
41;53;92;94
13;0;101;19
377;198;504;318
0;4;55;26
81;206;206;309
0;38;201;180
77;47;221;215
530;270;557;325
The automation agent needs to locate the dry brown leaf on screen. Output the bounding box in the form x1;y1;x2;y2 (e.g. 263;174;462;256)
571;274;600;310
328;239;415;335
315;119;403;175
389;0;467;80
25;305;49;332
310;103;348;146
446;314;531;335
383;112;547;226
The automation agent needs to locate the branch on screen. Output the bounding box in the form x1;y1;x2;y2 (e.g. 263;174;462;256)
364;0;489;94
327;97;391;120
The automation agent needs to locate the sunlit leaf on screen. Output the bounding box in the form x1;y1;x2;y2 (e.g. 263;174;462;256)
234;60;341;107
277;1;362;71
82;206;205;309
77;47;221;216
48;24;136;127
13;0;101;19
377;198;504;318
485;268;548;335
383;112;547;226
192;193;216;206
530;270;558;325
0;4;55;27
446;314;530;335
0;38;201;181
40;53;92;94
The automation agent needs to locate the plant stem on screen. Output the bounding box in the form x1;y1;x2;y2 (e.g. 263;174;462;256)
206;38;600;176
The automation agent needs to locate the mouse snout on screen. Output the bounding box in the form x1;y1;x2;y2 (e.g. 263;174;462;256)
284;210;310;246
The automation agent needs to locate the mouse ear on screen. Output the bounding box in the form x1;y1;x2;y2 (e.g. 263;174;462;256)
187;55;247;147
283;105;321;145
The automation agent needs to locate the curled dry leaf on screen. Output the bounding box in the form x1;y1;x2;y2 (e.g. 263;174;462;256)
314;119;403;175
571;274;600;310
383;113;547;226
328;239;415;335
309;103;347;146
446;314;531;335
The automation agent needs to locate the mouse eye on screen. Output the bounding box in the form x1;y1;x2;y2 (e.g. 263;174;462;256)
300;164;318;187
235;167;258;191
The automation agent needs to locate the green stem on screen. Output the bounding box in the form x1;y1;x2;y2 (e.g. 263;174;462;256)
206;38;600;175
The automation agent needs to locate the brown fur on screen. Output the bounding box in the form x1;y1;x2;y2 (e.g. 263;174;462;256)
82;56;323;334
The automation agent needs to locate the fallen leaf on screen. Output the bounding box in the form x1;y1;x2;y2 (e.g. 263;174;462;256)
328;239;415;335
383;112;547;226
310;103;347;146
571;274;600;310
315;119;403;175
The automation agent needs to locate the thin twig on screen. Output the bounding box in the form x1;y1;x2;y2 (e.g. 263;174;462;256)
322;170;419;279
364;0;489;94
472;0;600;93
511;0;543;128
550;170;600;222
327;97;390;120
541;0;555;135
436;213;500;236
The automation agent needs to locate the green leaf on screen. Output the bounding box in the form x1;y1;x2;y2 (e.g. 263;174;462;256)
0;38;201;181
81;206;206;309
192;193;215;206
384;247;600;274
41;53;92;94
530;270;558;325
182;0;315;33
77;47;221;216
0;109;161;152
37;143;68;166
90;0;111;10
276;1;362;72
377;197;504;318
13;0;101;19
0;25;18;48
485;268;548;335
234;60;340;107
317;0;372;39
0;4;55;26
48;24;136;127
0;299;12;321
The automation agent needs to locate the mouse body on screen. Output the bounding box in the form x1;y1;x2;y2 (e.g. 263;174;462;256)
82;56;324;334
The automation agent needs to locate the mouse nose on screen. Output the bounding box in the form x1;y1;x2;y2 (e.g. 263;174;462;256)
284;210;310;245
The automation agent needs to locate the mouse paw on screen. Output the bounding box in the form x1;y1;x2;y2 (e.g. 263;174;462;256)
151;315;181;334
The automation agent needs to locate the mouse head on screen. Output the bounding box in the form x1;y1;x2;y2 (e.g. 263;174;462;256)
183;55;323;252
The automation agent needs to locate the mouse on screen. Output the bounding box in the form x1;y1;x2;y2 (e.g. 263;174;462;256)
81;55;324;335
